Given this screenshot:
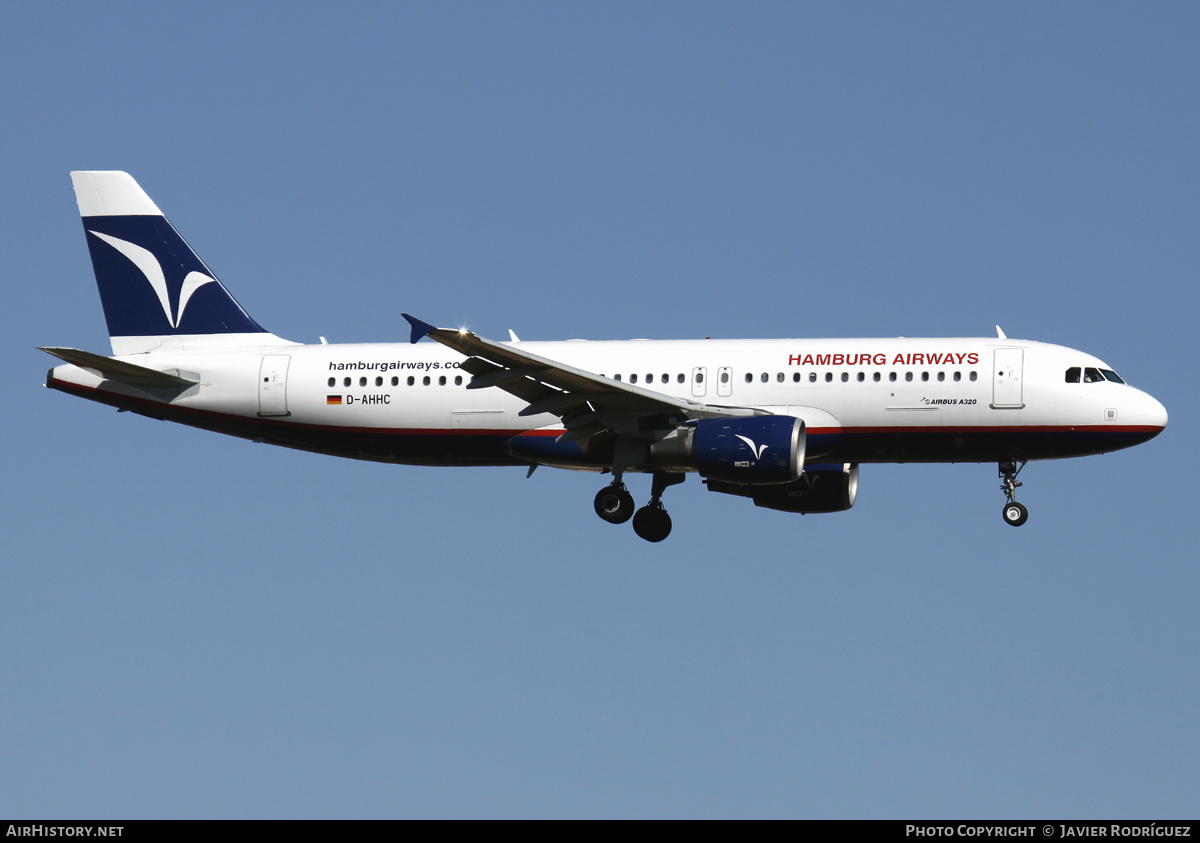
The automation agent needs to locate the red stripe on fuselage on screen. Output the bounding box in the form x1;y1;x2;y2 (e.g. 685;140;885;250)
47;376;1163;466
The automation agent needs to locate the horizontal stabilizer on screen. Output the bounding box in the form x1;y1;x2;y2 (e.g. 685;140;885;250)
40;346;198;388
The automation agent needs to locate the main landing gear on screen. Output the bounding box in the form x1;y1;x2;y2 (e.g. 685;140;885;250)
594;482;635;524
999;460;1029;527
594;473;685;542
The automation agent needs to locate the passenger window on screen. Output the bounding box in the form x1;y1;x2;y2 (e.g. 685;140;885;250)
359;377;367;387
422;376;431;386
695;372;704;383
745;373;753;384
375;376;383;387
676;373;685;384
889;372;897;382
921;372;929;382
969;372;978;382
937;372;945;382
873;372;881;382
614;374;622;382
661;374;669;384
840;372;849;382
343;377;351;387
720;371;729;384
391;376;399;386
825;372;833;383
809;373;817;383
1066;367;1081;383
630;374;638;384
455;375;463;386
776;372;784;383
953;372;961;382
793;372;802;383
905;372;913;382
760;372;768;383
857;372;865;382
328;377;335;387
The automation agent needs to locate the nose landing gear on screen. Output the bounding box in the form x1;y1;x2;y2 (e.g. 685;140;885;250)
999;460;1029;526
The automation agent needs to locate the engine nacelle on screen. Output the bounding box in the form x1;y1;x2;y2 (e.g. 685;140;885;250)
706;463;859;513
687;415;806;485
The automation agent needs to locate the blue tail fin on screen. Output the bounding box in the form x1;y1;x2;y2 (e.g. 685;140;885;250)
71;171;286;355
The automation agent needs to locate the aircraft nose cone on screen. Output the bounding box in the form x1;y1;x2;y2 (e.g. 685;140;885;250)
1136;392;1168;433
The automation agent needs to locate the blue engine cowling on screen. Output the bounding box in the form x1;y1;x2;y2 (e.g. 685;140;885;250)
692;415;805;485
706;463;859;513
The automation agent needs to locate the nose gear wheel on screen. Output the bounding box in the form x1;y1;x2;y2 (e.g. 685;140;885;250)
999;460;1029;527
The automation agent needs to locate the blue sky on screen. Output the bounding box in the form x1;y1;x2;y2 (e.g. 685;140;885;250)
2;2;1197;818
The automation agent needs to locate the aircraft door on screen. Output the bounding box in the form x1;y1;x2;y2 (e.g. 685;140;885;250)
258;354;291;416
717;366;732;397
992;348;1024;408
691;366;707;398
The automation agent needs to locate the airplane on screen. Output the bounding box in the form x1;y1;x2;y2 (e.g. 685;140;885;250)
43;171;1168;542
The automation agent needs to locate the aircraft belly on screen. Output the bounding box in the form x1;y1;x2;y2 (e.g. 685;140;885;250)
47;374;525;467
829;424;1159;464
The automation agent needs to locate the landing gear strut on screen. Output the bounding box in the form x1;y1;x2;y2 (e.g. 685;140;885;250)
999;460;1029;527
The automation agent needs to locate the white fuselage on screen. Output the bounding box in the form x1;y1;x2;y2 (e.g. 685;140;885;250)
47;334;1168;470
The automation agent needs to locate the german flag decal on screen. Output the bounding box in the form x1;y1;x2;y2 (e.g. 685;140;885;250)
326;395;342;405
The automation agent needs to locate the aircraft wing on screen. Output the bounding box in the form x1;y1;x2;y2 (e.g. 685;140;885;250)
402;315;757;443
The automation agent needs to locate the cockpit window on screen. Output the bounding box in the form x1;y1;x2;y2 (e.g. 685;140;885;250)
1072;366;1126;384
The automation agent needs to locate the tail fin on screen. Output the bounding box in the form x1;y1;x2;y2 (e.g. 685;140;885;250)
71;171;289;355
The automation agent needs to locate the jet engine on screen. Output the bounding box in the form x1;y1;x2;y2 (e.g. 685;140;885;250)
706;463;859;513
650;415;805;485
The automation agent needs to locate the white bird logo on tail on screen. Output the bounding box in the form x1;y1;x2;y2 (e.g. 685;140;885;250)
89;231;215;328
